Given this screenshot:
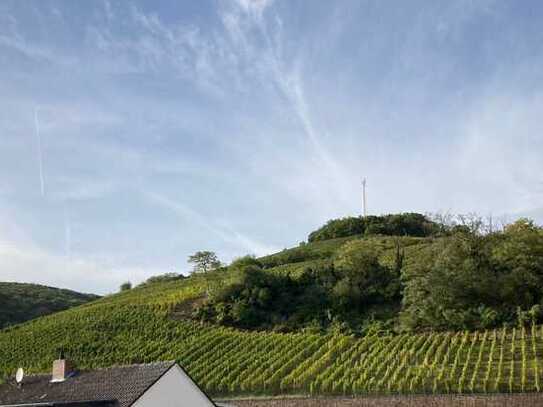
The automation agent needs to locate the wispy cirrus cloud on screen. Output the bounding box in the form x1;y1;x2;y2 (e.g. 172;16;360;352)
2;0;543;294
84;4;234;97
142;190;277;257
33;107;45;197
217;0;355;213
0;209;131;294
0;10;76;66
234;0;274;20
454;89;543;213
0;238;163;294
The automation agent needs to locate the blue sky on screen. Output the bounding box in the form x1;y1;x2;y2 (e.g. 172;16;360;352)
1;0;543;294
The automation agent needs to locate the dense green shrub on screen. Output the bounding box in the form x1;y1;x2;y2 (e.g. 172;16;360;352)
401;219;543;331
332;240;400;308
195;266;329;331
197;240;403;332
307;213;439;242
139;273;185;286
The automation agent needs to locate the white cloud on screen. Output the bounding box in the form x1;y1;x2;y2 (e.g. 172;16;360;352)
0;33;54;63
0;218;175;294
142;190;277;257
0;239;116;294
0;12;77;66
454;90;543;214
48;177;115;202
0;207;165;294
217;0;356;216
234;0;274;19
84;5;229;97
3;0;543;293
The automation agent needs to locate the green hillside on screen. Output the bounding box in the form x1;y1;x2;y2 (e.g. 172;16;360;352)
1;213;542;397
1;275;542;396
0;282;99;329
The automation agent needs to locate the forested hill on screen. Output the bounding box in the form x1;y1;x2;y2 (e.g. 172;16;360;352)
1;213;543;397
0;282;99;328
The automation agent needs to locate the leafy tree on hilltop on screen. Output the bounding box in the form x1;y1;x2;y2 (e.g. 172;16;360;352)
308;213;440;242
188;251;222;274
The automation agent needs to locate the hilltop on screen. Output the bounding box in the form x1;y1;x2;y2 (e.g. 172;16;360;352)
0;282;99;329
0;213;542;397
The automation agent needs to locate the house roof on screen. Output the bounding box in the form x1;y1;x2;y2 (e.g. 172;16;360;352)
0;361;176;407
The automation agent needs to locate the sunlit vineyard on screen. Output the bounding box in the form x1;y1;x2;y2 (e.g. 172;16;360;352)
1;275;543;397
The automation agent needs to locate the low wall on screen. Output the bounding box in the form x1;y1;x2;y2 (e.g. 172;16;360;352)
217;393;543;407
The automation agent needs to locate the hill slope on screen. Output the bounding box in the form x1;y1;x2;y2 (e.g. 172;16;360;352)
0;232;541;396
0;274;541;395
0;282;99;329
1;213;542;396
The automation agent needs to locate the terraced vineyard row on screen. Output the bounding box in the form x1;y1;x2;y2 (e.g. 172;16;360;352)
2;279;543;397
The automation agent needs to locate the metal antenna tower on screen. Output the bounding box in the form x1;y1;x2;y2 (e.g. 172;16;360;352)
362;178;367;217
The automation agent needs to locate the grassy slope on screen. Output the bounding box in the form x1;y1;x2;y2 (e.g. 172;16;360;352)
0;236;541;396
0;282;99;329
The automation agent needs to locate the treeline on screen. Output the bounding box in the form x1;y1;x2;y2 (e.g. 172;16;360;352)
401;218;543;331
307;213;440;242
196;240;403;333
196;215;543;333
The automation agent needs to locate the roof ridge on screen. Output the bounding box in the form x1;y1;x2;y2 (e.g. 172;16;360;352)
10;360;177;378
87;360;176;371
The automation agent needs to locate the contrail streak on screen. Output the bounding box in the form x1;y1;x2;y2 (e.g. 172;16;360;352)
34;107;45;196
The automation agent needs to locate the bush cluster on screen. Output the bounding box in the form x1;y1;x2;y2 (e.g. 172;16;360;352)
307;213;440;242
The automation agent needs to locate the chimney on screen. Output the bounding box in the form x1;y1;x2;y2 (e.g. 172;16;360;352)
51;357;73;383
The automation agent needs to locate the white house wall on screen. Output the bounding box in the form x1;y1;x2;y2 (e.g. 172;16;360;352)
131;365;215;407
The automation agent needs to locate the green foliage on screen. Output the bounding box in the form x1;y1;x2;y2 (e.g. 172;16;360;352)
308;217;365;242
2;213;543;397
308;213;439;242
0;282;99;329
401;219;543;331
333;240;399;308
196;265;329;331
119;282;132;292
140;273;185;286
188;251;222;273
494;219;543;309
229;255;263;270
197;239;404;332
259;237;354;269
2;275;543;396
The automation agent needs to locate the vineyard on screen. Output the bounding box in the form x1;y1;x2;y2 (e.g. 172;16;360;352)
2;221;543;398
2;274;543;397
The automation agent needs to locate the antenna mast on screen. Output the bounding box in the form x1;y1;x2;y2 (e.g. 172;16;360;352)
362;178;367;217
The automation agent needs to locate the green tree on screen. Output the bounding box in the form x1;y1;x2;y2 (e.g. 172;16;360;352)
119;281;132;292
400;219;543;331
142;273;183;285
332;240;398;309
229;255;262;271
400;229;498;330
307;213;440;242
493;219;543;310
188;251;221;274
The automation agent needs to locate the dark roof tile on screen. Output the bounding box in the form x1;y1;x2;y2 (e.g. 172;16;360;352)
0;361;176;407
